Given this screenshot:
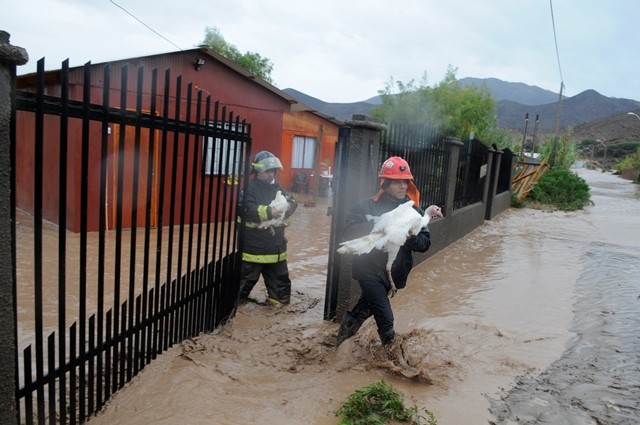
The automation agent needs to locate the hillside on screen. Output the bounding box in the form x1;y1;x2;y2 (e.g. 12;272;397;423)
496;89;640;132
283;78;640;137
459;77;561;105
572;109;640;142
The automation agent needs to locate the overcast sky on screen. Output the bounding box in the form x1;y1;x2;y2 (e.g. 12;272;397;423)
2;0;639;103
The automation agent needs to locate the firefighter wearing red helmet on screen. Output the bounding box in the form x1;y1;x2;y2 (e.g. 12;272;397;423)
378;156;413;178
374;156;420;204
336;156;435;347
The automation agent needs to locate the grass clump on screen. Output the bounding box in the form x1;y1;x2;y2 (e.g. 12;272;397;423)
336;380;437;425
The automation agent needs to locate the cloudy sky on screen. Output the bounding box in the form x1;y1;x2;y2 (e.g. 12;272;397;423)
2;0;639;103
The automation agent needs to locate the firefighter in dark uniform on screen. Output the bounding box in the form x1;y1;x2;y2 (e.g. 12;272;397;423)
239;151;298;307
336;156;436;346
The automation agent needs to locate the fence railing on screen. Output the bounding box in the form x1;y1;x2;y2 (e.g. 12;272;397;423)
380;123;449;210
454;138;490;208
381;124;495;212
13;59;251;424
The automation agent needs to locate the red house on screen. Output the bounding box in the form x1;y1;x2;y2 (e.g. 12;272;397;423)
16;47;341;231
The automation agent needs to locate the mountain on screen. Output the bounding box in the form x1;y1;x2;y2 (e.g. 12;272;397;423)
495;89;640;132
459;77;561;105
283;78;640;137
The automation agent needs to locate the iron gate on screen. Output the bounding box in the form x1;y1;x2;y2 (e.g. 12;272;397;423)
13;59;251;424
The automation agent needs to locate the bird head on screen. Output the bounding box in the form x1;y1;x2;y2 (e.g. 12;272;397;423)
426;205;443;218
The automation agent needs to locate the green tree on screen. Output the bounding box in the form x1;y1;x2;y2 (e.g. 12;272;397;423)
539;133;576;171
200;26;274;84
372;66;504;145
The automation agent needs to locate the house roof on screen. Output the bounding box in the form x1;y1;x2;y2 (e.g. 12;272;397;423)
17;46;343;125
193;46;342;125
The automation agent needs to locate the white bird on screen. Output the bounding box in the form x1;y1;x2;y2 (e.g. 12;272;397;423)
258;190;290;229
337;202;443;296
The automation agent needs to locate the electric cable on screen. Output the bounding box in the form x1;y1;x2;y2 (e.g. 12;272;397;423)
109;0;184;51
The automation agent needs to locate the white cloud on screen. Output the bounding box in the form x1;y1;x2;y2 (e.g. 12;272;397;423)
2;0;639;102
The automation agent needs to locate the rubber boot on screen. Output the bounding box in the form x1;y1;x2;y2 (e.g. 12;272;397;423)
336;312;365;347
379;329;396;347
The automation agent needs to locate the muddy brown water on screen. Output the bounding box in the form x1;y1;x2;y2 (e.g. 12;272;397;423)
17;168;640;424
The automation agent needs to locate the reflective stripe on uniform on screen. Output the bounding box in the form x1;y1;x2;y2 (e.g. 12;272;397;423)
257;205;270;222
241;221;289;229
242;251;288;263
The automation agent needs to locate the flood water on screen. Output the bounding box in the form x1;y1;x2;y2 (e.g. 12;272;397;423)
20;168;639;425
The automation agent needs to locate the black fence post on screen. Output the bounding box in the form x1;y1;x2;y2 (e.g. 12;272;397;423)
0;30;28;425
443;137;463;215
484;148;503;220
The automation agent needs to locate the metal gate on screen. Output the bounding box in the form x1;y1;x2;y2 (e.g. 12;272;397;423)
12;59;251;424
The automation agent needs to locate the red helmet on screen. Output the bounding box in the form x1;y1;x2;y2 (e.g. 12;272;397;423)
378;156;413;180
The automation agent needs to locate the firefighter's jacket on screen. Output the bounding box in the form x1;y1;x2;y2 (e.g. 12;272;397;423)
342;193;431;289
239;178;297;263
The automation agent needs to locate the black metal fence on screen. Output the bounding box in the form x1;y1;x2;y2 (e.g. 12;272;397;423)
381;123;492;211
497;148;516;193
380;123;449;210
13;59;251;424
454;138;491;208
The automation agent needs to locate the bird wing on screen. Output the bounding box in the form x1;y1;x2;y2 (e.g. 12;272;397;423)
382;203;422;245
374;203;428;272
338;201;419;258
372;201;414;233
337;233;381;255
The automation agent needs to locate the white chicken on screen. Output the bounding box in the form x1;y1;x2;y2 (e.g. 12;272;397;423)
258;190;290;229
337;202;443;296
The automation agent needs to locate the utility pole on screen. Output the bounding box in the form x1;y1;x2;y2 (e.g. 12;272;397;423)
531;114;540;157
597;139;607;163
521;113;529;160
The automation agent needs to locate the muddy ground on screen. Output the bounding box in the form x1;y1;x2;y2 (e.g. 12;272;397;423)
86;168;639;425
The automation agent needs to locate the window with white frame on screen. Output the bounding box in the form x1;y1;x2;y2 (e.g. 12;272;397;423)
291;136;316;169
203;122;245;175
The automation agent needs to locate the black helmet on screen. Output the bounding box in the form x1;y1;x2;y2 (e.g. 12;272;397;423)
252;150;283;172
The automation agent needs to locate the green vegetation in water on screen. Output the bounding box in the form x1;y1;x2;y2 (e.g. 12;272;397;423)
335;380;437;425
527;168;591;211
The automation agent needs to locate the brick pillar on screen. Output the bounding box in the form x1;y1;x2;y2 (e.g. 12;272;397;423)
324;115;386;321
0;30;28;425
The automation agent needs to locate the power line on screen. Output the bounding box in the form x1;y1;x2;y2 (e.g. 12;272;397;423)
549;0;564;84
108;0;184;52
549;0;565;137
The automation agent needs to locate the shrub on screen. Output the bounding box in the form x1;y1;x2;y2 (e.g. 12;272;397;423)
616;146;640;174
528;168;591;211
